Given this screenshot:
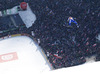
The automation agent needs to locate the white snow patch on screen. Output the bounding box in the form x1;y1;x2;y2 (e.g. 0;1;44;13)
0;36;50;74
85;56;96;63
96;34;100;41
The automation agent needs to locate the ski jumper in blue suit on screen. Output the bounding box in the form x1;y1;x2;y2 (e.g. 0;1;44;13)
68;17;79;27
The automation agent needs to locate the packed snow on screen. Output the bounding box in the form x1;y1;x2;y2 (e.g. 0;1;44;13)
0;36;51;74
0;35;100;74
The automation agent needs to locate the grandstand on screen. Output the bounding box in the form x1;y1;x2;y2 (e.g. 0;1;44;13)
0;0;100;70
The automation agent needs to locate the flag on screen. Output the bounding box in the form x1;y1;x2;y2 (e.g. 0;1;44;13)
54;54;62;59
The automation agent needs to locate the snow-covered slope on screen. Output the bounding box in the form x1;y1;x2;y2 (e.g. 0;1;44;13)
0;36;50;74
0;36;100;74
42;61;100;74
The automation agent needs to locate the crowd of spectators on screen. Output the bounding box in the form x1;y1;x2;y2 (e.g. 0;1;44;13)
0;0;100;69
